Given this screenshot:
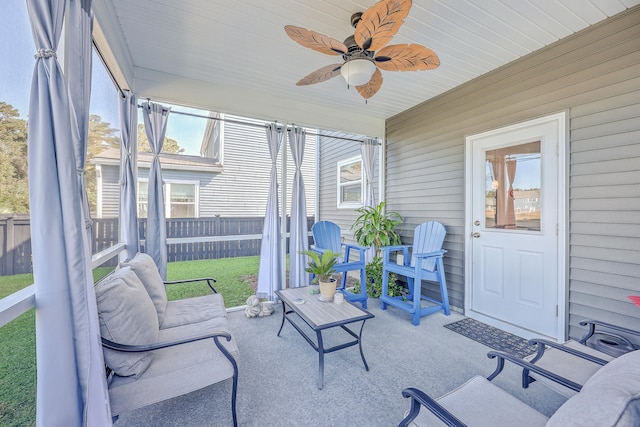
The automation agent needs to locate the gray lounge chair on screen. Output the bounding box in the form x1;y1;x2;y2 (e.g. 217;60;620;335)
399;349;640;426
523;319;639;396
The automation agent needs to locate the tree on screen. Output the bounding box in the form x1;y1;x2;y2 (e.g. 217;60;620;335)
0;105;186;216
137;123;184;154
85;114;120;215
0;102;29;213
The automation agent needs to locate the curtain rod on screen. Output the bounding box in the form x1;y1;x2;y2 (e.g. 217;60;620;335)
92;40;128;99
136;103;380;145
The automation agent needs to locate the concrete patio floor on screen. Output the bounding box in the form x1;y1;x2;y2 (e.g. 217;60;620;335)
115;298;567;426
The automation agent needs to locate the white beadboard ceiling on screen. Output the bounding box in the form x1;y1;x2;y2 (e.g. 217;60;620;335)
92;0;639;136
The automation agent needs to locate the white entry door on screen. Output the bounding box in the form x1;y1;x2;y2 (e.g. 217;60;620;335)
466;114;565;339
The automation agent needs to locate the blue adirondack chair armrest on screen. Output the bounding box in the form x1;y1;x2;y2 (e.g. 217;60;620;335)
343;242;367;252
578;319;640;346
414;249;447;259
309;246;329;255
381;245;411;265
413;250;447;271
527;338;611;365
343;242;367;261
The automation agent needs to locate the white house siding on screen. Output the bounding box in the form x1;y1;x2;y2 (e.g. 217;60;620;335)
385;7;640;339
97;115;316;219
98;164;121;218
199;115;316;218
318;131;380;243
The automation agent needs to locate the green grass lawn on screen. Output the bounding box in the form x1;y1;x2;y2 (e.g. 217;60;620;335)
0;256;259;426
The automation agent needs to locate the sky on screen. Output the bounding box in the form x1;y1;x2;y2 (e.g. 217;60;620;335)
0;1;205;155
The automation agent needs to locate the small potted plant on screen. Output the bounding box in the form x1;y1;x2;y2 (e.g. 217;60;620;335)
300;249;339;300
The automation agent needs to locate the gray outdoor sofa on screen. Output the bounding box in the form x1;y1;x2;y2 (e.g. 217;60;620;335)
94;252;239;426
398;349;640;426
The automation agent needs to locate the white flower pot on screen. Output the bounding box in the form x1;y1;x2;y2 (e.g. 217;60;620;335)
319;278;337;300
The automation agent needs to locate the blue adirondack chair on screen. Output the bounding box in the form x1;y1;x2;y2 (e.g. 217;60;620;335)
380;221;451;325
310;221;369;308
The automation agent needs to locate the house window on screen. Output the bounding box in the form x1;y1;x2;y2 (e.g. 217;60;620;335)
168;182;197;218
137;179;199;218
138;181;149;218
337;156;363;208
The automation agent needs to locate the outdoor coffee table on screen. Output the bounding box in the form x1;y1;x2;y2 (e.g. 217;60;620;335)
276;286;375;389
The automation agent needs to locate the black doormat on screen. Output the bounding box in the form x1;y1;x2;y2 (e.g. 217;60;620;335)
444;318;537;359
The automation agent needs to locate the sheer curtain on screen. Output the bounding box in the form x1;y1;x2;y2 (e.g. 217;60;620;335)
505;158;517;229
490;157;506;227
141;101;171;279
257;123;284;300
27;0;111;424
120;91;140;259
361;137;378;263
288;126;309;288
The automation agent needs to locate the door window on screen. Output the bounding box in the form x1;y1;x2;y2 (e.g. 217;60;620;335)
485;141;541;231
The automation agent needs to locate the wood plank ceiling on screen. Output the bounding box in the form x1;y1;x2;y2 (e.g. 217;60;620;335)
92;0;640;136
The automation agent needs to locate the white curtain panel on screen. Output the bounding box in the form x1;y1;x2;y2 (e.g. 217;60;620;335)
361;137;378;263
288;126;309;288
67;0;94;252
119;91;140;259
27;0;112;424
141;101;171;279
257;123;284;300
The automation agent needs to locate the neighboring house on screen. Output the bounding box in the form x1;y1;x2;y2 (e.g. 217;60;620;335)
317;130;381;242
92;114;316;219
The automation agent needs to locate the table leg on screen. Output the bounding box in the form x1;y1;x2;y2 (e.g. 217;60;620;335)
317;330;324;390
358;320;370;371
277;300;286;337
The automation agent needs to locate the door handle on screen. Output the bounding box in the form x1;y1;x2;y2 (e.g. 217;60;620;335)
472;232;480;238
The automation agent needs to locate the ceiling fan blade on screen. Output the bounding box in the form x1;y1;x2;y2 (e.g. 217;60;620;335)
356;68;383;99
374;44;440;71
355;0;412;52
285;26;348;56
296;64;343;86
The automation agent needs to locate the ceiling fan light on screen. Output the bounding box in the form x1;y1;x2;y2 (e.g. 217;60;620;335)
341;58;376;86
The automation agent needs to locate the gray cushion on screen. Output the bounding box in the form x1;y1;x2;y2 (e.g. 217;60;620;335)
95;267;159;378
162;293;227;329
526;340;614;397
122;253;168;325
408;376;548;427
108;316;239;416
547;349;640;427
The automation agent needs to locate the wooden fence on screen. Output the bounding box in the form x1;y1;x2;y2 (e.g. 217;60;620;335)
0;215;32;276
0;215;315;275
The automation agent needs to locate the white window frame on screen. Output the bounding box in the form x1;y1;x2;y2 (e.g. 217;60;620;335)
137;178;200;218
336;155;363;209
165;179;200;219
137;178;149;219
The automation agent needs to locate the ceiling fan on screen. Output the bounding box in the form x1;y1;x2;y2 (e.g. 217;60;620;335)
284;0;439;100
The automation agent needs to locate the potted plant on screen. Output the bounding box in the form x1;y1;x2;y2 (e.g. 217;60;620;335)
300;249;339;300
351;201;404;298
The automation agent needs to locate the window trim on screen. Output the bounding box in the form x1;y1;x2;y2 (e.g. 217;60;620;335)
137;178;200;219
166;179;200;219
336;155;363;209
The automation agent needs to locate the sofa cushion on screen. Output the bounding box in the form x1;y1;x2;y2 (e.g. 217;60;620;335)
122;253;168;325
95;266;159;378
109;316;239;416
525;340;614;397
161;293;227;329
407;376;548;427
547;350;640;427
